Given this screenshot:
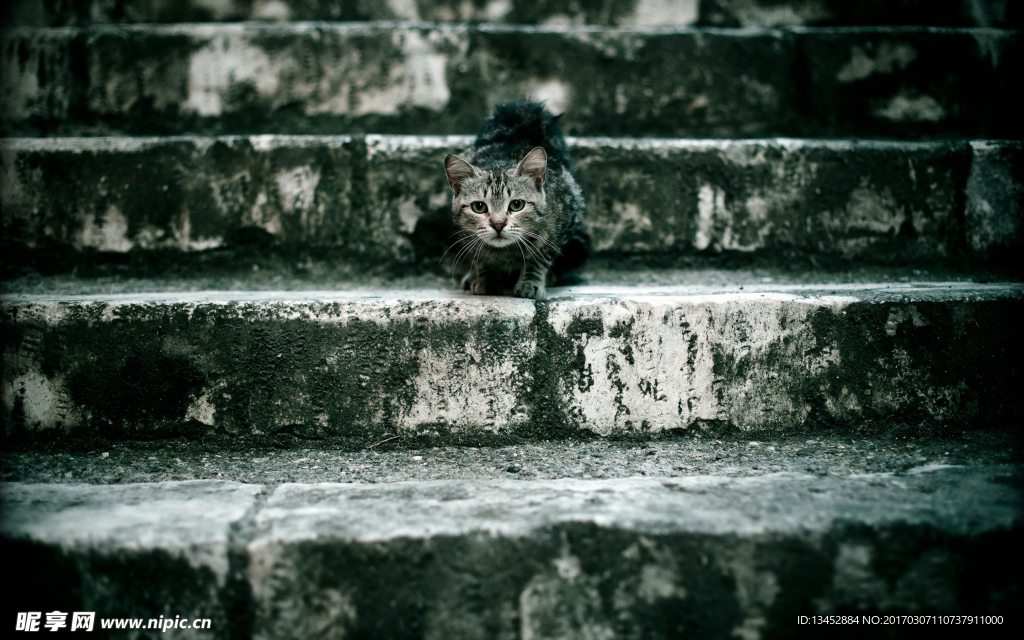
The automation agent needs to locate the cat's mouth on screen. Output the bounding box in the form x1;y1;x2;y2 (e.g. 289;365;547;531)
485;235;516;248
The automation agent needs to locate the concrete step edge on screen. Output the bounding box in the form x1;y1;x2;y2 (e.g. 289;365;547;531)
3;282;1021;442
4;136;1021;267
4;0;1019;29
3;24;1017;139
2;468;1020;638
2;22;1019;35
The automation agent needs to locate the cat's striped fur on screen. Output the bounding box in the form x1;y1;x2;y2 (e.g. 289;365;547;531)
444;101;588;300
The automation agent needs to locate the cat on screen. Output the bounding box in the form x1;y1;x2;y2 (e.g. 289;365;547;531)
443;101;588;300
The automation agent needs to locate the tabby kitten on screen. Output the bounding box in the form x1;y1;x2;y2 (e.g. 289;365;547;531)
444;101;588;300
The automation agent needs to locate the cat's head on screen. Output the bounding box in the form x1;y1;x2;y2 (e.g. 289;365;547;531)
444;147;547;250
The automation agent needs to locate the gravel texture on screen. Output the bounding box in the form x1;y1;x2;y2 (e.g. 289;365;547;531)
3;430;1018;486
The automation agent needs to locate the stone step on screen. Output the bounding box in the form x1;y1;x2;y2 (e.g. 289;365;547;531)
4;136;1021;272
2;283;1021;444
4;0;1018;29
700;0;1021;29
3;0;702;27
2;468;1021;638
2;24;1018;139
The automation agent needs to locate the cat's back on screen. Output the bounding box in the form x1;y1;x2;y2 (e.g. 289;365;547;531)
473;101;572;172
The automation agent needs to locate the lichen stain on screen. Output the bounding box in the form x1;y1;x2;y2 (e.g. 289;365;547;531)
187;33;279;116
402;30;451;111
629;0;699;27
397;198;423;234
526;78;572;116
965;141;1023;256
352;30;453;116
185;391;217;426
884;305;928;337
78;205;133;252
519;563;614;640
836;42;917;84
694;184;727;251
728;544;780;640
591;201;653;252
548;294;863;435
400;340;529;434
274;164;322;235
873;90;946;123
0;36;44;121
2;371;80;432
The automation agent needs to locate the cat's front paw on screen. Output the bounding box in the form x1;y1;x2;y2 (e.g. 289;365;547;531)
513;279;546;300
467;277;490;295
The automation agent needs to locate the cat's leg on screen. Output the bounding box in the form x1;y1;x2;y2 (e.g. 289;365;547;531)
513;260;550;300
463;263;495;295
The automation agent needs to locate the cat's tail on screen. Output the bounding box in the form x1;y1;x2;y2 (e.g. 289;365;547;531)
474;100;573;171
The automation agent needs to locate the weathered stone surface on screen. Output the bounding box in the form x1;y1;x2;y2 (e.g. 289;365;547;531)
700;0;1020;28
4;136;1020;266
799;28;1020;140
0;480;262;638
570;138;987;261
249;468;1022;639
0;136;367;260
2;0;702;27
966;140;1024;263
1;24;1018;138
3;469;1018;638
2;284;1020;442
6;0;1018;29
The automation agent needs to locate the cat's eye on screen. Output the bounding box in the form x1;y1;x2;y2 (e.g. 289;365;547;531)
470;201;488;214
509;199;526;212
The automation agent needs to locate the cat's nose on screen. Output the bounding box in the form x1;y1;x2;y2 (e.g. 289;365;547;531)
491;221;506;233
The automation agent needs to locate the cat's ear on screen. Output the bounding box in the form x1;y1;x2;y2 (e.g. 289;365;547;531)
516;147;547;188
444;155;478;194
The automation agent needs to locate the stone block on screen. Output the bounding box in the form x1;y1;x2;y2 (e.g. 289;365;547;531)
1;24;1016;138
0;480;262;638
248;469;1022;638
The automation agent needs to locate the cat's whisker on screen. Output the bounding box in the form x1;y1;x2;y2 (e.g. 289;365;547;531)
469;236;486;273
520;228;559;248
518;234;552;261
524;229;565;251
513;237;529;269
521;240;544;265
455;242;482;284
518;234;546;264
451;236;481;273
522;230;562;254
457;237;482;266
438;232;478;265
450;237;481;286
444;229;476;241
441;231;476;255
